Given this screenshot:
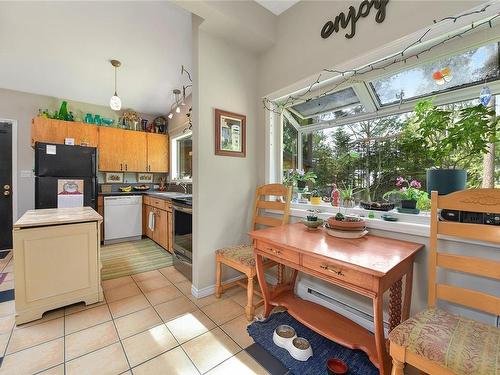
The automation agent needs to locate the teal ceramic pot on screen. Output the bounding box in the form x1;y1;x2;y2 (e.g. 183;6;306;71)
426;169;466;195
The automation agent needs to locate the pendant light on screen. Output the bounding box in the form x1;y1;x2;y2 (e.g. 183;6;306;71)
168;89;182;118
109;60;122;111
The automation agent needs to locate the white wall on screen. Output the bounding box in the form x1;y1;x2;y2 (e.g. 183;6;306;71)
191;21;259;291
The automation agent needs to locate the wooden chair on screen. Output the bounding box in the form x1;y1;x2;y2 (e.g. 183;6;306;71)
389;189;500;375
215;184;292;321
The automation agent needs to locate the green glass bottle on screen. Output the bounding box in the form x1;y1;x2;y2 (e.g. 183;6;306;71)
58;101;68;121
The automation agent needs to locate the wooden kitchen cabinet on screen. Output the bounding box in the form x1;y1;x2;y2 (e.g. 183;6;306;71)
147;133;169;173
143;197;173;253
122;131;147;172
31;118;68;146
98;127;123;171
98;127;147;172
66;122;98;147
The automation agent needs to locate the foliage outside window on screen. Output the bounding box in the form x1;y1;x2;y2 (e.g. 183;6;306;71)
283;98;500;207
172;133;192;180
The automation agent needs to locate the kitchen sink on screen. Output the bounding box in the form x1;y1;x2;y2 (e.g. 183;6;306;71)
149;192;191;198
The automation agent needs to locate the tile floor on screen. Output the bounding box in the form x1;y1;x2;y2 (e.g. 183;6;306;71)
0;252;270;375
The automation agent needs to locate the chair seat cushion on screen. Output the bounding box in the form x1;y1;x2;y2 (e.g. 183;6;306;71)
389;308;499;375
216;244;255;267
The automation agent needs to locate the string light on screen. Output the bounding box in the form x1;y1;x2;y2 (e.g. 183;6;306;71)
263;6;499;115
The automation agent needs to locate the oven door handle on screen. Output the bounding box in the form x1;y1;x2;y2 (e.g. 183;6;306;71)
174;206;192;214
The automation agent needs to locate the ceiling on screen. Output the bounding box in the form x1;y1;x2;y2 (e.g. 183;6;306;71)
255;0;300;15
0;2;192;116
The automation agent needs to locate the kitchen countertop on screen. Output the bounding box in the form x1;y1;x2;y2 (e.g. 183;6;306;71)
14;207;102;228
100;191;191;200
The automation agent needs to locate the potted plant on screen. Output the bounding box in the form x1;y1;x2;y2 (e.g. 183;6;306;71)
405;99;497;195
340;184;361;208
310;190;322;205
283;169;317;190
383;177;426;209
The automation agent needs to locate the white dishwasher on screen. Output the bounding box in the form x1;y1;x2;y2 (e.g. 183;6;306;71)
104;195;142;244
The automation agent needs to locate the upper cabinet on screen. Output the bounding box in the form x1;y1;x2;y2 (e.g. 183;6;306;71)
147;133;169;173
32;118;98;147
66;122;99;147
98;127;148;172
32;118;168;173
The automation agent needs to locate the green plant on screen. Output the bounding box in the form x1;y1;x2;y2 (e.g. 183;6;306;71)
311;190;321;198
282;169;317;186
340;183;363;201
406;99;497;169
383;177;427;202
417;193;431;211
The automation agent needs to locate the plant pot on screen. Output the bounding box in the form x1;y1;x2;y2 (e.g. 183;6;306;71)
310;197;322;205
297;181;306;190
342;198;355;208
426;169;467;195
401;199;417;209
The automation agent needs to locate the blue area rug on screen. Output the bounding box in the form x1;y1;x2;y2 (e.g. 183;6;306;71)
247;311;378;375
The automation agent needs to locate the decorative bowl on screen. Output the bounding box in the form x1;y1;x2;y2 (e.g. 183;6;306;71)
360;201;395;211
327;217;365;231
101;118;114;126
301;219;324;230
327;358;348;374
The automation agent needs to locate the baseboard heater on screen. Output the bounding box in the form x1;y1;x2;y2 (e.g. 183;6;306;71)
296;282;389;335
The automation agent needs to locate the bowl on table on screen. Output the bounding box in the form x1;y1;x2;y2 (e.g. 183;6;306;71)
301;218;324;231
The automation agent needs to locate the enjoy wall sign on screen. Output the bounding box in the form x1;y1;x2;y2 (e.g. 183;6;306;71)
321;0;389;40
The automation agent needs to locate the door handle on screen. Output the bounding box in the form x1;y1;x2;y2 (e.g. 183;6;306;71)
125;164;128;171
120;163;123;171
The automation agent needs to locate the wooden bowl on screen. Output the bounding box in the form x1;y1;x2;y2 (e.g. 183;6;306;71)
327;358;348;375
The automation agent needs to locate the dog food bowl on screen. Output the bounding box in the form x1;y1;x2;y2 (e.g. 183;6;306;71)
289;337;313;361
273;325;297;347
273;325;313;362
327;358;348;374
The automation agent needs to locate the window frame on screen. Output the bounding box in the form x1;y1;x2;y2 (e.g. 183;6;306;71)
170;131;192;182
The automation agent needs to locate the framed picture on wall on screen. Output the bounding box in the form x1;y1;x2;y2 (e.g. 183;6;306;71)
215;109;246;157
137;173;153;183
105;172;123;183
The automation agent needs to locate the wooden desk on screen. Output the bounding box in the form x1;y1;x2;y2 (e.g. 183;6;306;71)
249;223;424;375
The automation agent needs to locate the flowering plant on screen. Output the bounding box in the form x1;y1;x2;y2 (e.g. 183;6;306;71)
282;169;317;186
383;177;426;201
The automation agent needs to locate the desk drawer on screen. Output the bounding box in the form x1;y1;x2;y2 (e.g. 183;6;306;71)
256;242;299;264
303;256;372;288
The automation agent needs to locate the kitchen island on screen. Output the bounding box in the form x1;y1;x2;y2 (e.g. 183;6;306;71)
13;207;103;324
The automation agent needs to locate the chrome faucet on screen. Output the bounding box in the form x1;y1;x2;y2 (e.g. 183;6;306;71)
176;181;188;194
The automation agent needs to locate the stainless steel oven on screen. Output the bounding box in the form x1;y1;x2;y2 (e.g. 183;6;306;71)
172;197;192;281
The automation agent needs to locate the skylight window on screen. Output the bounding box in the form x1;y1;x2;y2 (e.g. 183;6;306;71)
370;43;500;106
290;87;361;118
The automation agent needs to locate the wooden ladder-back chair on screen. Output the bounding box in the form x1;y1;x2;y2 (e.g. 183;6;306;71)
389;189;500;375
215;184;292;321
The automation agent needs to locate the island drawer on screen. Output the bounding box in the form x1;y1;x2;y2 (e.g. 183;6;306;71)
145;196;167;210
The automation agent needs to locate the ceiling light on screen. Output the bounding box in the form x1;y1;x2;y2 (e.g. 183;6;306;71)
168;113;173;119
109;60;122;111
176;106;181;113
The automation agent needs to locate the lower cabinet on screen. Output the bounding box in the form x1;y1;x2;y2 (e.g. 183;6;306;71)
143;197;172;253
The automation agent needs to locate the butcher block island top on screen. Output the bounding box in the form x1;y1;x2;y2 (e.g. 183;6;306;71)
14;206;102;228
249;222;423;276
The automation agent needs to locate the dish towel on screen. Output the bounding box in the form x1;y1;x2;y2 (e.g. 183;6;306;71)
148;211;155;231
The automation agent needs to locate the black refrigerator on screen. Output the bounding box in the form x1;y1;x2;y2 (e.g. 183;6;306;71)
35;142;98;210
